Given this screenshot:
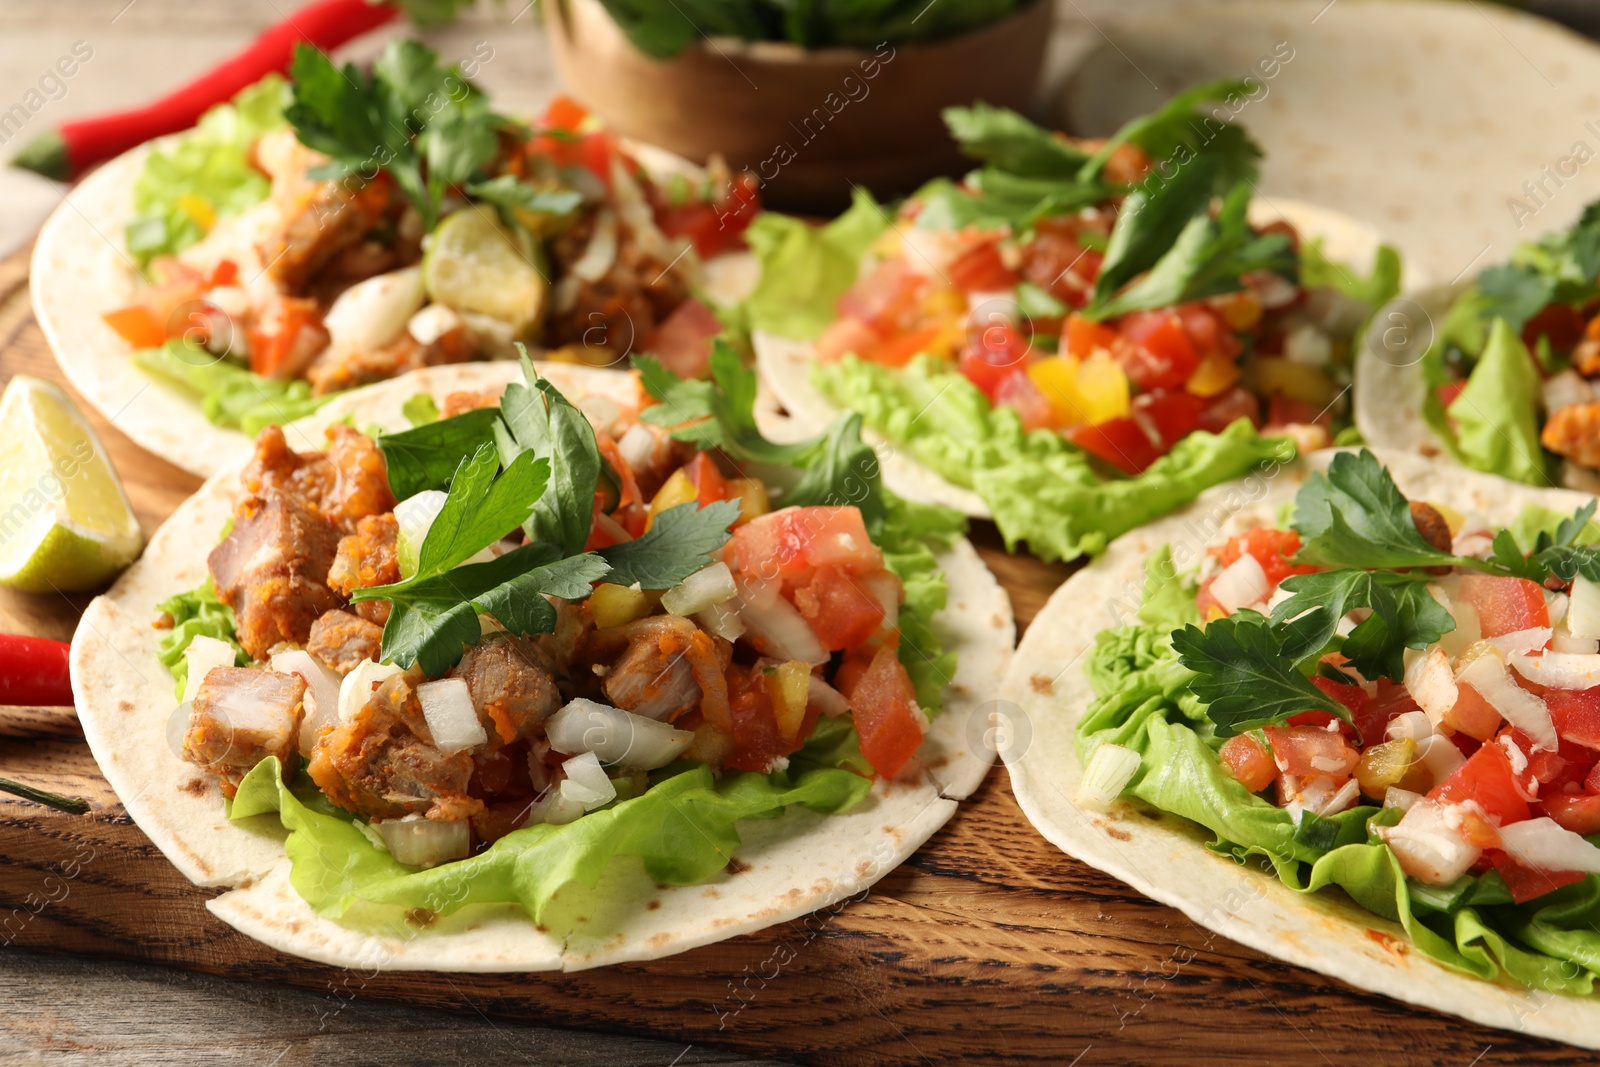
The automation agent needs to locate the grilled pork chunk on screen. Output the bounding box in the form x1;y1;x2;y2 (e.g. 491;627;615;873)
208;490;342;658
327;513;400;625
306;609;384;676
449;634;562;745
183;666;306;797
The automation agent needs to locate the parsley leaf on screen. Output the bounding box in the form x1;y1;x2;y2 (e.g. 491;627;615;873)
1291;450;1460;570
495;350;602;555
1087;152;1220;309
376;407;500;499
600;499;740;588
1171;612;1351;736
465;175;584;227
1272;569;1455;683
942;102;1092;177
1078;78;1259;190
636;353;717;444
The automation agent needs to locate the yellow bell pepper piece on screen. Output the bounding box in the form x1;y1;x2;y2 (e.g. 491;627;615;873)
770;661;812;742
725;477;770;526
1027;355;1084;424
1430;502;1465;537
647;469;698;530
1253;357;1336;405
1186;352;1242;397
590;583;651;628
1072;350;1130;424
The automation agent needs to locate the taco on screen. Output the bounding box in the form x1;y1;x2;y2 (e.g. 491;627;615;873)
70;353;1012;970
749;82;1400;562
1004;446;1600;1045
33;38;757;479
1357;201;1600;492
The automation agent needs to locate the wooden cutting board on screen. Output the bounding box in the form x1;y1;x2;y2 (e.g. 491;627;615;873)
0;240;1585;1067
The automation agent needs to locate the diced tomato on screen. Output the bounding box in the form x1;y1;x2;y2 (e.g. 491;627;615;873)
794;568;887;651
1356;678;1422;745
682;451;728;505
1588;760;1600;793
1435;381;1468;411
1455;574;1550;638
725;664;818;773
656;173;761;258
1448;683;1506;742
728;506;882;590
1175;303;1243;359
1116;311;1203;390
540;94;589;132
850;646;924;779
1063;314;1119;359
1542;792;1600;835
584;507;631;551
1292;676;1369;740
1218;733;1276;793
1545;687;1600;749
643;297;721;379
102;305;167;348
1506;728;1594;794
207;259;239;289
1261;725;1360;778
1020;218;1100;307
993;371;1056;431
1430;743;1531;825
1198;386;1261;434
248;296;323;379
837;257;921;330
1522;303;1585;356
1066;416;1161;475
815;316;880;363
957;321;1031;398
947;240;1018;293
1215;528;1316;587
1265;395;1328;429
1131;390;1204;449
594;430;643;511
1487;849;1586;904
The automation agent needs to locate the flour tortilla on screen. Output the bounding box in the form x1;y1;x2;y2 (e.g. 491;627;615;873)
70;360;1013;972
755;199;1394;518
1003;447;1600;1046
1355;284;1600;495
31;138;756;480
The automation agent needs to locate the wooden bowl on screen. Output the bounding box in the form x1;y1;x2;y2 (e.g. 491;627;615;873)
543;0;1053;213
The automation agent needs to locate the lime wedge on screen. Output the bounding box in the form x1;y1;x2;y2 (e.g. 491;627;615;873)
0;377;143;593
423;208;549;336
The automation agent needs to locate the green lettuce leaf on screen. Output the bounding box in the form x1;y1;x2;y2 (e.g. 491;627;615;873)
1442;318;1550;486
155;580;245;700
1075;617;1600;993
127;75;289;266
132;339;334;433
813;354;1293;562
742;188;887;338
229;729;873;929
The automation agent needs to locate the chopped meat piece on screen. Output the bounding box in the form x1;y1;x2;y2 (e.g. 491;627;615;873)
305;327;475;396
440;388;505;419
308;669;482;822
449;634;562;745
1574;338;1600;378
328;514;399;625
259;174;397;292
322;423;397;529
545;217;690;356
1542;402;1600;470
240;423;334;505
1409;501;1453;554
306;610;384;676
209;489;342;658
183;666;305;797
593;615;730;724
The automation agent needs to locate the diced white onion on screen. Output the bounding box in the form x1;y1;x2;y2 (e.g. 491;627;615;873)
394;490;448;579
809;675;850;718
1542;369;1596;414
270;649;342;755
696;600;746;642
407;302;463;346
1385;711;1463;789
1384;786;1422;812
1438;601;1482;660
1457;651;1557;751
617;422;658;473
1488;627;1552;657
1498;817;1600;874
544;698;694;770
1404;647;1458;728
522;787;587;827
1570;575;1600;641
735;577;828;665
417;677;488;755
377;815;470;868
205;285;252;320
1550;631;1600;655
338;659;403;722
1283;323;1333;366
1548;592;1570;629
608;157;674;261
570;209;619;282
1252;270;1300;309
1387;710;1433;743
559;751;617;810
1209;554;1270;613
1510;650;1600;691
1377;800;1482;885
661;562;737;617
182;635;237;703
324;267;424;353
576;394;623;435
1074;742;1141;810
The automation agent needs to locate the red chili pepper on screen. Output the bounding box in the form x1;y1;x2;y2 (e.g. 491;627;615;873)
11;0;401;182
0;636;74;707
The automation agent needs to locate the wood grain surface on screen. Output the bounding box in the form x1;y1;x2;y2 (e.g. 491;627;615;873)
0;239;1592;1066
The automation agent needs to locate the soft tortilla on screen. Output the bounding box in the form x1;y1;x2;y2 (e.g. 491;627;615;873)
1002;447;1600;1046
1355;284;1600;495
754;199;1394;519
30;138;756;480
70;360;1014;972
